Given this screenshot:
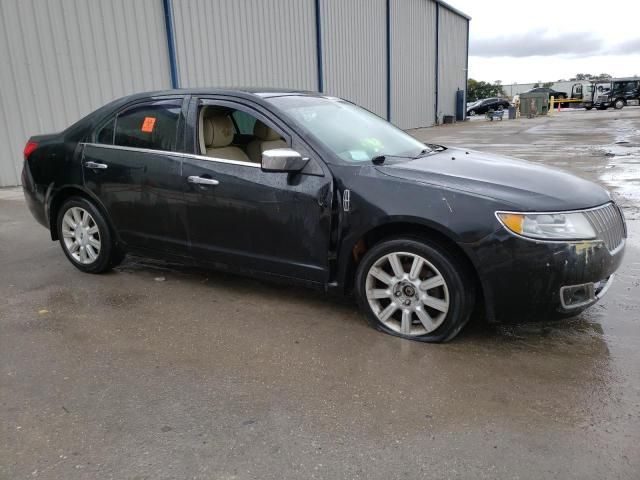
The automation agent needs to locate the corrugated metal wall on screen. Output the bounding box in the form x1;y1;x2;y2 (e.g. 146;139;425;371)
437;5;468;120
320;0;387;118
390;0;437;129
171;0;317;90
0;0;171;187
0;0;470;186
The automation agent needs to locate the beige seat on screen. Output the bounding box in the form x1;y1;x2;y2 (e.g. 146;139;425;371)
246;121;287;163
200;114;250;162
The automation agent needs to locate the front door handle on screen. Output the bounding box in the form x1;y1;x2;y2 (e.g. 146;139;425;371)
187;175;219;186
84;161;108;170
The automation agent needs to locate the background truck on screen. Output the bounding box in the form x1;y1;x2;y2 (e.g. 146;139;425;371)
593;77;640;110
570;82;595;109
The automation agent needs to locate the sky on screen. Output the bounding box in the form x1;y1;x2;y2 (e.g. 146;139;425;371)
450;0;640;85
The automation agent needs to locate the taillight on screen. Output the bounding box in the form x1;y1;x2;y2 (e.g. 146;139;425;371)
23;141;38;160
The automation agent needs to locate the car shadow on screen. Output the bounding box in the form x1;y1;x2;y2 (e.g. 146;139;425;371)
113;255;608;350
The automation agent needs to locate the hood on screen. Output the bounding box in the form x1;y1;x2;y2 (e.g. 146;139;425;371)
377;147;611;211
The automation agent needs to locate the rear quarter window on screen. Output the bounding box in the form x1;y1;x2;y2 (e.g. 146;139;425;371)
94;117;115;144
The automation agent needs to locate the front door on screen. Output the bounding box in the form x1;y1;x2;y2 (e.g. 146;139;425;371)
181;100;333;283
82;98;189;256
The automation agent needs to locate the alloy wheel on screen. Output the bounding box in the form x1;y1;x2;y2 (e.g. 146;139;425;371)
365;252;450;336
61;207;101;264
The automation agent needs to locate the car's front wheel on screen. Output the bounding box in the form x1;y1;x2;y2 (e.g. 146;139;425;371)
614;98;625;110
468;109;476;116
355;237;475;342
57;196;121;273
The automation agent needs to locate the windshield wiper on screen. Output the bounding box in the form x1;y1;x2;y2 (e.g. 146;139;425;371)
425;144;446;152
372;150;432;165
371;154;387;165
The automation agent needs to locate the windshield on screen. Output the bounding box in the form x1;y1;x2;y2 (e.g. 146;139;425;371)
267;95;428;163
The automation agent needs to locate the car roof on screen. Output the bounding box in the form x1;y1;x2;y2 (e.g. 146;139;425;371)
125;87;323;101
65;87;325;134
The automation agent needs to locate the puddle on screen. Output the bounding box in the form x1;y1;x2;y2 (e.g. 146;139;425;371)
597;120;640;218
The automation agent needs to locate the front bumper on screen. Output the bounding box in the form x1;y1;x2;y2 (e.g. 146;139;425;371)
469;232;625;322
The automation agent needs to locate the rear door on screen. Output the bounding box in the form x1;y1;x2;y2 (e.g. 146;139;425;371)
180;97;334;283
82;98;190;256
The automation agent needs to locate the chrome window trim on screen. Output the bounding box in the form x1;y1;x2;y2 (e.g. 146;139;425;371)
82;142;261;168
494;202;626;250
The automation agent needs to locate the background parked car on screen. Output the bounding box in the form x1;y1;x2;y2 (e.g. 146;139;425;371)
524;87;568;99
466;98;510;116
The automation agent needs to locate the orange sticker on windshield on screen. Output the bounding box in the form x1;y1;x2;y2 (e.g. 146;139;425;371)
141;116;156;133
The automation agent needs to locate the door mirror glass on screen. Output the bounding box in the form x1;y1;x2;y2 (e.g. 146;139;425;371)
261;148;309;173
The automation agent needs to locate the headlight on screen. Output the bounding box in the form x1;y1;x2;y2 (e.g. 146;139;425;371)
496;211;597;240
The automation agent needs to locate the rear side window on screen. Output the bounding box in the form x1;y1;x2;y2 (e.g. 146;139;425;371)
114;102;181;151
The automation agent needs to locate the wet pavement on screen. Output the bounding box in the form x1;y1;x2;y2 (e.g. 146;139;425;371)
1;108;639;479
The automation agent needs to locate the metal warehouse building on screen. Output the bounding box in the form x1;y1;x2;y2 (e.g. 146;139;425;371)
0;0;469;187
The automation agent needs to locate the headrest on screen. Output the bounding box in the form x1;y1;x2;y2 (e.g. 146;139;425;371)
204;115;234;148
202;118;214;147
254;121;281;141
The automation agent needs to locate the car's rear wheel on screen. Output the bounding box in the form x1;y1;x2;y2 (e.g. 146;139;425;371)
355;237;475;342
57;197;121;273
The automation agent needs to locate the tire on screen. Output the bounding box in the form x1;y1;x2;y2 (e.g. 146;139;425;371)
585;106;593;111
355;237;475;343
468;110;476;116
56;196;121;273
497;105;504;111
614;98;625;110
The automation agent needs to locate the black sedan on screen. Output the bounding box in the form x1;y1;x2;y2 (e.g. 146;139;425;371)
22;88;626;342
466;97;510;116
525;87;568;99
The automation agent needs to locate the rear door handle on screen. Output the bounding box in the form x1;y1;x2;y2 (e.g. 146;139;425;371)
84;161;108;170
187;175;219;186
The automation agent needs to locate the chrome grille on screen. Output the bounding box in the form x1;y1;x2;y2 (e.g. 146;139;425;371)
584;203;626;252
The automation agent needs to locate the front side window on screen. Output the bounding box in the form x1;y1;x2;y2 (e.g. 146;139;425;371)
114;102;181;151
267;96;426;163
198;105;286;164
232;110;257;135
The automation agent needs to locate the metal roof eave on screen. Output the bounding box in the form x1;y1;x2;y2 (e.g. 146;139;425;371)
435;0;471;20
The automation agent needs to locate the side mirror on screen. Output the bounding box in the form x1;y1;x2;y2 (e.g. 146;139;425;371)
261;148;309;173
